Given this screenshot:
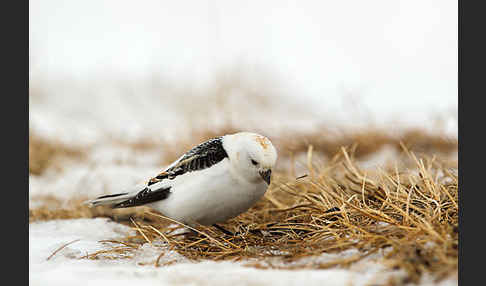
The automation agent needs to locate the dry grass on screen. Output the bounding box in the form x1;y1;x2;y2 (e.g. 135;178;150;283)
29;195;153;223
274;128;457;159
29;131;86;175
31;147;457;285
29;128;458;285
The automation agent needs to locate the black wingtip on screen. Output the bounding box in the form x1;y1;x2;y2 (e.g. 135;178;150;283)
95;193;129;199
112;186;171;209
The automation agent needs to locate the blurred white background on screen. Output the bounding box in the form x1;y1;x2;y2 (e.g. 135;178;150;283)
29;0;457;142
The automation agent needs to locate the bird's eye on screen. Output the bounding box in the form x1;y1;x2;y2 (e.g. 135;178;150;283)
251;159;258;166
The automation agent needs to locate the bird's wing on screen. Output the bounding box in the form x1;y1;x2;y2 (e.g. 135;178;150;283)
112;185;172;208
147;136;228;186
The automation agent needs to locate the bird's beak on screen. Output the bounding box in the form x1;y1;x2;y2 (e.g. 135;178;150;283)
259;169;272;185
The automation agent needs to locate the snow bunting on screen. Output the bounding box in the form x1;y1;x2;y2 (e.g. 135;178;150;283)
87;132;277;228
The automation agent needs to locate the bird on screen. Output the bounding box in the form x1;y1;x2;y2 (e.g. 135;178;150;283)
86;132;277;233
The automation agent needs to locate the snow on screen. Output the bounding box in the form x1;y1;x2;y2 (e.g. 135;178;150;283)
29;1;457;117
28;123;457;285
29;154;161;204
29;0;457;143
30;218;431;286
28;115;457;285
29;1;457;284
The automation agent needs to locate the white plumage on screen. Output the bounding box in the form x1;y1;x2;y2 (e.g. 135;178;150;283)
87;132;277;227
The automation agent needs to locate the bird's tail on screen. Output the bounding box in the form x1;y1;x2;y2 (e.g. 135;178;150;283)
84;192;134;208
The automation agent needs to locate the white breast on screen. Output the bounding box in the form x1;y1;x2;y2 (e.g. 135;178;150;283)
148;158;268;226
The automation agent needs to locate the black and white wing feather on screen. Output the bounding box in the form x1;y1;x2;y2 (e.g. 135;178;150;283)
147;136;228;186
87;136;228;208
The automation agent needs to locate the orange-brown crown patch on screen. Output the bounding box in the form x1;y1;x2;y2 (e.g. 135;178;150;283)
255;135;269;150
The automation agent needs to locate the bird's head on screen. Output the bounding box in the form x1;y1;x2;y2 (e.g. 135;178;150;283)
223;132;277;185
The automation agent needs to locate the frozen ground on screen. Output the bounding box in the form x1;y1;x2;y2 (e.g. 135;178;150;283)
29;137;458;286
29;85;457;285
29;218;457;286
